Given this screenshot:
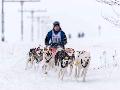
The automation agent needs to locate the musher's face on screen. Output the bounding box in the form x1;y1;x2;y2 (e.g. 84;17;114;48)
54;25;60;31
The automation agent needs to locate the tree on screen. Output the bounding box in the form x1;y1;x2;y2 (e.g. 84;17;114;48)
96;0;120;28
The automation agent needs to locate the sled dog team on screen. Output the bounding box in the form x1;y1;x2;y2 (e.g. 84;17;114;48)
25;46;91;82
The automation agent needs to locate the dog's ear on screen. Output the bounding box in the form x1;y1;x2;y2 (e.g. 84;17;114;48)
49;48;53;52
87;59;89;62
67;48;70;50
44;47;47;51
40;49;43;53
81;50;86;54
73;51;75;53
76;51;80;53
72;49;75;53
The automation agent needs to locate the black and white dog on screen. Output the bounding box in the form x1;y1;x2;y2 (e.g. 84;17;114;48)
25;47;43;70
74;50;91;82
35;47;43;63
55;48;73;80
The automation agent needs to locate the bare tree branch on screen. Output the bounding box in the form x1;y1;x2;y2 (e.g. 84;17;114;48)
102;15;120;27
97;0;120;28
111;6;120;18
96;0;120;6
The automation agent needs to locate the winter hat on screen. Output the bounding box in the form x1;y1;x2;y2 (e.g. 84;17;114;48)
53;21;60;26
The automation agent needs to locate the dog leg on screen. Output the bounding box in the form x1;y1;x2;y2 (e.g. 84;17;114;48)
69;64;73;76
61;69;65;80
82;69;87;82
37;62;41;70
30;56;34;69
45;63;50;74
51;60;55;69
25;61;29;70
81;69;84;77
54;62;59;72
44;64;48;74
25;58;31;70
81;68;86;77
54;66;58;72
33;61;37;70
61;70;64;80
77;65;81;78
42;64;45;73
58;68;64;80
58;69;61;79
42;64;47;74
74;66;78;79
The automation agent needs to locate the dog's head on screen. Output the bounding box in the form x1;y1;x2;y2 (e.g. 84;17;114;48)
81;56;90;68
76;50;90;68
44;47;52;56
57;50;70;68
36;47;40;51
61;56;70;68
65;48;75;56
37;48;43;56
58;50;69;59
43;47;53;63
76;50;86;58
29;48;36;56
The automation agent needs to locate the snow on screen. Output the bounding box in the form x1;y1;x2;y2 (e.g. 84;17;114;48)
1;0;120;90
0;39;120;90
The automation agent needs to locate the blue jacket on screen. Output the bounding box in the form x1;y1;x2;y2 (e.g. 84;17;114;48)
45;30;67;48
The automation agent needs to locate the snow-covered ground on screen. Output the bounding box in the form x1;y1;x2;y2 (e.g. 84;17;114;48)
1;0;120;89
0;39;120;90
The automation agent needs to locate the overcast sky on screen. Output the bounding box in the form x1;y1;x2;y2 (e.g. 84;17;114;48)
0;0;120;43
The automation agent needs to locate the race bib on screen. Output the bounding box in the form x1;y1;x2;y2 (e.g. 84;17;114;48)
52;31;61;43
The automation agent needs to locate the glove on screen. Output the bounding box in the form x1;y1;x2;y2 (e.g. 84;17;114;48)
58;42;64;46
50;43;58;48
52;43;58;46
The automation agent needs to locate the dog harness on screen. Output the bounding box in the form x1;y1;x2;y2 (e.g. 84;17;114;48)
45;56;52;63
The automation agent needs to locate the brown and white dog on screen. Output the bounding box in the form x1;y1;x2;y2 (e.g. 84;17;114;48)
42;47;54;74
74;50;91;82
65;48;75;76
